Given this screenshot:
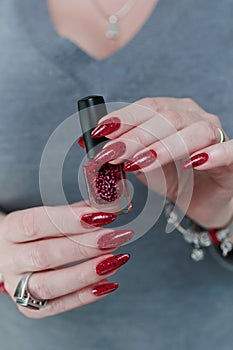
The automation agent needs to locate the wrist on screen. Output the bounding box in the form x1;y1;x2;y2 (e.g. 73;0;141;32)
165;198;233;261
185;197;233;230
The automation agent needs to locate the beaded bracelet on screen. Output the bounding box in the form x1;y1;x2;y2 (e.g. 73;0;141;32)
164;199;233;262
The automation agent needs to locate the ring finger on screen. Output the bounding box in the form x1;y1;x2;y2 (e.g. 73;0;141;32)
123;120;223;172
18;279;119;319
7;252;130;306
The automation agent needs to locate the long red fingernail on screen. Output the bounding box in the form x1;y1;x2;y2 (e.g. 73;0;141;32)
182;153;209;169
0;282;8;295
123;149;157;172
96;253;130;275
91;117;121;138
80;212;117;228
92;282;119;296
97;230;134;249
94;141;126;165
77;136;86;150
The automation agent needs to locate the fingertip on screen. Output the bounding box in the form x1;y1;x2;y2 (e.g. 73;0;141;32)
181;152;209;169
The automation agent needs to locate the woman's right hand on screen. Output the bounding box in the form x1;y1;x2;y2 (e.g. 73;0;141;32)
0;202;133;318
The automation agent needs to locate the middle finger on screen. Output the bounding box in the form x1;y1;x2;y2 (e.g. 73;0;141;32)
93;110;202;165
13;229;134;273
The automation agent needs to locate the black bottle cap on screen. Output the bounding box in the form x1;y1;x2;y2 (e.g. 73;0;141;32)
78;95;108;158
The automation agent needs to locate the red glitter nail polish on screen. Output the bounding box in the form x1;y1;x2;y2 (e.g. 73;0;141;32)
91;117;121;138
80;212;117;228
124;149;157;172
96;253;130;275
77;136;86;150
182;152;209;169
92;282;119;296
78;96;132;214
97;229;134;249
94;141;126;166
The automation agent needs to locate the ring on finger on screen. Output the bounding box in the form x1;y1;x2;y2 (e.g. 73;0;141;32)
13;273;47;310
217;127;226;143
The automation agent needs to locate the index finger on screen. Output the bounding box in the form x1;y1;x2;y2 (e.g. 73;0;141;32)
91;97;208;139
2;204;117;243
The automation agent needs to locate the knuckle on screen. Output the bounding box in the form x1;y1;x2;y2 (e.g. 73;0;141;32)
30;275;53;300
140;97;160;111
29;243;50;270
130;130;148;147
199;121;218;143
206;113;221;126
165;110;183;129
19;209;40;239
75;290;87;307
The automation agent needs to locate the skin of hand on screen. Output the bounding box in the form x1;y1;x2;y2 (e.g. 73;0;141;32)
91;97;233;229
0;202;133;318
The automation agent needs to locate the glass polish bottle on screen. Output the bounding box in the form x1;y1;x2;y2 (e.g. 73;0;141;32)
78;95;132;214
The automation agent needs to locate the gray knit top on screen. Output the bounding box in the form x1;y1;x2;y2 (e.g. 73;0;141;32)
0;1;233;350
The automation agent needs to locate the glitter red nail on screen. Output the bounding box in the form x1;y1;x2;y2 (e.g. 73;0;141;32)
91;117;121;138
80;212;117;228
94;141;126;165
123;149;157;172
96;253;130;275
97;230;134;249
182;153;209;169
92;282;119;296
77;136;86;150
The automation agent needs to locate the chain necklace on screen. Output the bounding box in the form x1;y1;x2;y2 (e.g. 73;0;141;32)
91;0;138;39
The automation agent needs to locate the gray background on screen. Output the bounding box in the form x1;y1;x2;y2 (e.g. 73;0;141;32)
0;0;233;349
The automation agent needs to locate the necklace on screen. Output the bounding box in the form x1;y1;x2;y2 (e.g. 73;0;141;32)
91;0;138;39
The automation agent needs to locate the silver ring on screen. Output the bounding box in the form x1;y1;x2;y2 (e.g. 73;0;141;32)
217;127;226;143
13;273;47;310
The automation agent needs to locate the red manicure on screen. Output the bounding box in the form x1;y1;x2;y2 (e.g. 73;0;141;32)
96;253;130;275
77;136;86;150
97;230;134;249
92;282;119;297
80;212;117;228
123;149;157;172
94;141;126;165
0;282;8;295
91;117;121;138
182;153;209;169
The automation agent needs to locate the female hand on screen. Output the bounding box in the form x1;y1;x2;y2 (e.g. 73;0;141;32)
91;97;233;229
0;202;133;318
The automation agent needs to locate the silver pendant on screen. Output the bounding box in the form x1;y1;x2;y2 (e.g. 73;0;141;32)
106;15;119;40
220;239;233;257
191;248;204;262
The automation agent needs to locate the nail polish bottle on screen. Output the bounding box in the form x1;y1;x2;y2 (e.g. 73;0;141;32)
78;95;132;214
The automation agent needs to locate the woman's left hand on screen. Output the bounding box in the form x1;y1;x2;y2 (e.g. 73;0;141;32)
91;97;233;229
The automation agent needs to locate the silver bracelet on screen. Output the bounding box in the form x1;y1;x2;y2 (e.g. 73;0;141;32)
164;199;233;262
